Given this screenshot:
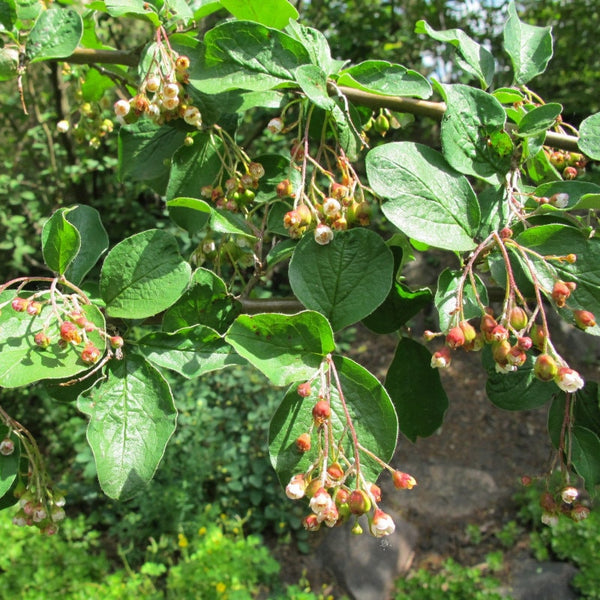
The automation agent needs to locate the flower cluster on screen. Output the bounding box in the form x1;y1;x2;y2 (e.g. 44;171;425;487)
545;148;587;180
113;35;201;130
283;359;416;537
537;485;590;526
11;487;66;536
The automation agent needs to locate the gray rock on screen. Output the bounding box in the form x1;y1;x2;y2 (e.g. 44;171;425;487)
506;556;578;600
313;511;418;600
384;461;498;520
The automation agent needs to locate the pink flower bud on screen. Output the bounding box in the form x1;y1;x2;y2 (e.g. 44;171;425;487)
285;474;306;500
392;471;417;490
560;486;578;504
431;346;452;369
309;487;333;515
314;223;334;245
555;367;584;393
370;509;395;537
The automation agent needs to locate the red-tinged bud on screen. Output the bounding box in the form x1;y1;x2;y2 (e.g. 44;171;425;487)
368;483;382;502
563;166;578;180
480;313;498;341
571;504;590;522
302;514;321;531
431;346;452;369
552;282;571;308
276;179;293;198
423;330;437;341
295;432;311;453
348;489;371;515
309;487;333;515
565;254;577;264
540;491;557;512
573;310;596;329
327;462;344;482
464;332;485;352
500;227;513;239
26;301;42;316
331;182;349;200
507;345;526;367
290;141;304;161
370;509;395;537
392;471;417;490
81;343;101;365
297;382;312;397
60;321;81;344
267;117;284;134
296;204;312;226
334;487;350;506
492;340;511;365
34;332;51;349
517;336;533;351
305;478;322;499
565;281;577;292
490;324;509;342
332;216;348;231
520;476;532;486
69;311;87;327
445;326;465;349
459;320;477;344
530;324;547;350
283;210;301;229
110;336;124;349
285;474;306;499
534;354;558;382
11;297;29;312
175;55;190;71
536;196;550;205
312;400;331;425
509;307;528;331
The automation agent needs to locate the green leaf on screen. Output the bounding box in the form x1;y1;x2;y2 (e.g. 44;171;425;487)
503;1;553;85
288;229;394;332
166;197;257;240
266;238;296;268
366;142;480;252
163;268;240;333
0;425;19;501
193;0;221;20
547;393;564;448
285;21;344;75
476;186;511;238
579;112;600;160
41;208;80;275
118;121;187;183
363;282;432;334
15;0;41;20
189;20;311;94
64;205;109;285
0;0;16;30
252;154;300;204
569;426;600;493
337;60;432;99
269;356;398;486
138;325;244;378
329;98;363;162
440;84;511;184
0;48;18;82
77;354;177;500
165;133;223;202
220;0;298;29
415;20;494;89
81;68;116;102
225;311;335;386
483;345;556;410
26;8;83;63
385;338;448;442
517;103;562;138
103;0;160;26
492;87;525;104
573;383;600;440
100;229;191;319
294;64;334;110
434;268;489;332
0;294;106;388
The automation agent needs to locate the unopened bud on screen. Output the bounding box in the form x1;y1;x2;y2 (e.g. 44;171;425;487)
573;310;596;329
534;354;558;382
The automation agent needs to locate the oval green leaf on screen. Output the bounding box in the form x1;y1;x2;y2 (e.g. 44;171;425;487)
579;112;600;160
100;229;191;319
288;229;394;332
366;142;480;251
41;208;81;275
225;311;335;386
26;8;83;63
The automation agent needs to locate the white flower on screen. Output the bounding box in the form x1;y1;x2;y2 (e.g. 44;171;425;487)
495;362;517;374
163;96;180;111
285;475;306;500
56;120;70;133
145;75;161;93
314;223;334;245
323;197;341;217
431;348;451;369
114;99;130;118
555;367;584;393
267;118;283;134
183;106;202;127
551;193;569;209
317;505;339;527
370;509;395;537
148;103;161;120
561;486;578;504
163;83;180;99
309;488;333;514
541;512;559;527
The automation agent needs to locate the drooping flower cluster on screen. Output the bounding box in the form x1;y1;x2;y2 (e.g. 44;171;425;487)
283;357;416;537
